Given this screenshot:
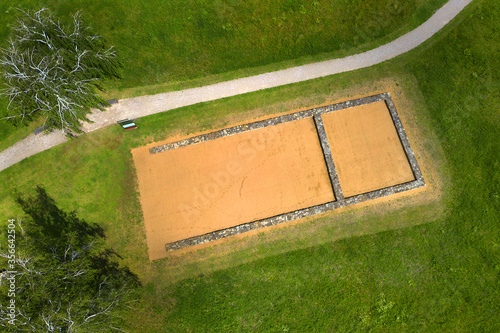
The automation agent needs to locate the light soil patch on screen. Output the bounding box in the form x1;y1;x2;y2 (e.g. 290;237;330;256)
132;118;334;260
322;101;415;197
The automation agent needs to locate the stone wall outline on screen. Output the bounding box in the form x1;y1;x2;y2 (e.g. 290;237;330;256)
156;93;425;252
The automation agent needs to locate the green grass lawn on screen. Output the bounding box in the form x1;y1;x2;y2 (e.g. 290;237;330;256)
0;0;446;148
0;0;499;331
0;0;447;89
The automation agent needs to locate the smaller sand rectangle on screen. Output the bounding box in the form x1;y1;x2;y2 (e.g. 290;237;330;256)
133;118;334;260
322;101;415;197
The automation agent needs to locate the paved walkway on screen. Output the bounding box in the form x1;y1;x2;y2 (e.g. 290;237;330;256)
0;0;472;172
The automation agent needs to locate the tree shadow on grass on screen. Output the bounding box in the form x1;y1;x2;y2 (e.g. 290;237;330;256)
16;186;105;247
15;185;141;287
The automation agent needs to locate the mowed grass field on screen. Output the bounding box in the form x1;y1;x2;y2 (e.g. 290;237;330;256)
0;0;446;149
0;0;499;332
0;0;447;88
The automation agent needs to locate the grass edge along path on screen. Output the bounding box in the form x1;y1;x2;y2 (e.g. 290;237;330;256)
0;0;473;173
0;0;449;150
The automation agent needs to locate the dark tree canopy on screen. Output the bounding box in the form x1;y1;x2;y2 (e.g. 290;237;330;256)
0;8;121;134
0;187;140;332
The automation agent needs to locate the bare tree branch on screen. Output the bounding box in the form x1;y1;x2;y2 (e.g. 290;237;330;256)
0;8;121;135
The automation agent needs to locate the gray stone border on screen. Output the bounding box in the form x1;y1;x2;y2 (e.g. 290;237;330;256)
384;94;425;184
313;115;344;201
165;180;423;251
149;93;385;154
163;93;425;252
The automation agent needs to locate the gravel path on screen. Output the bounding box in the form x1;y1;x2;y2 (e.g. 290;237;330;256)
0;0;472;172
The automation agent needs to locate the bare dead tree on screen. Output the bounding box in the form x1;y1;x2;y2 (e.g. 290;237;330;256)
0;8;120;135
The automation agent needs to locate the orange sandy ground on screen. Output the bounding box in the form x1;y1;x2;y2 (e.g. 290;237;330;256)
322;101;415;197
132;118;335;260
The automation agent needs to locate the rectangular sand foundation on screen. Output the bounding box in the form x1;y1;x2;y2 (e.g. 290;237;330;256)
321;101;415;197
133;118;334;260
133;93;425;260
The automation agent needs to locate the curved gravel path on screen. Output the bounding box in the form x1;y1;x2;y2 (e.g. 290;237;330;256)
0;0;472;172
